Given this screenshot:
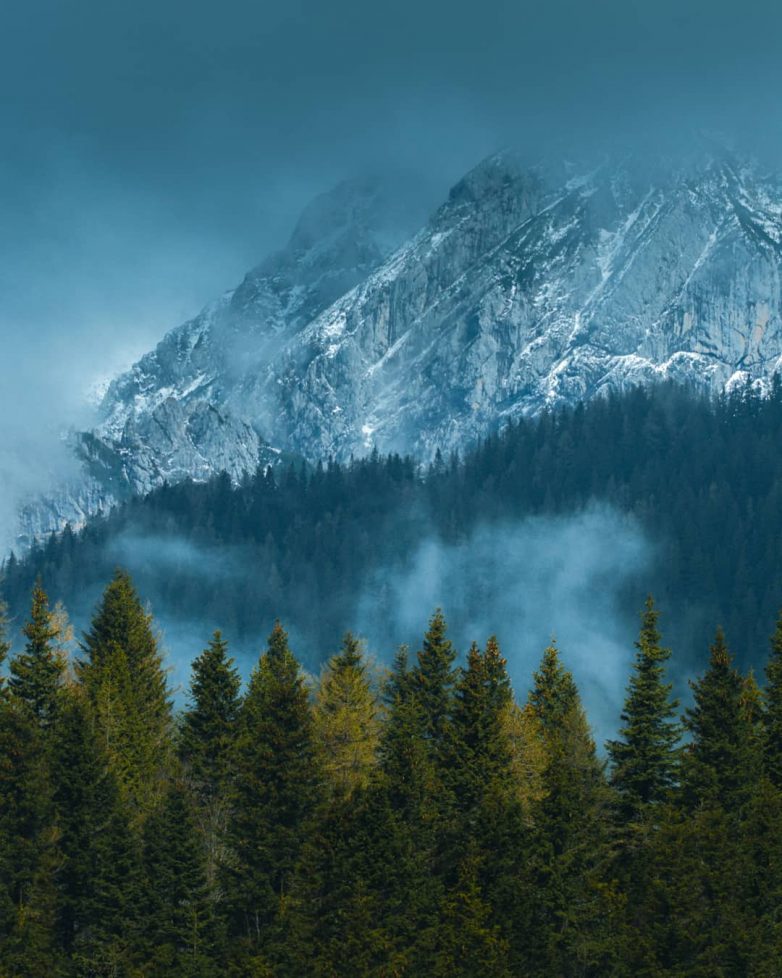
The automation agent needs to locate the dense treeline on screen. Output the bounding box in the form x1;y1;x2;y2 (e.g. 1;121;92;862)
5;381;782;671
2;571;782;975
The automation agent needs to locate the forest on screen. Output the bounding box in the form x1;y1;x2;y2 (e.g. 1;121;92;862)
1;570;781;976
4;381;782;674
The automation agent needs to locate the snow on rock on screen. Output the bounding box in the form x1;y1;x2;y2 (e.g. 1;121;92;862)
19;150;782;542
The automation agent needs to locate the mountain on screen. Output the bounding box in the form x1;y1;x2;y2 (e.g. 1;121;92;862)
18;149;782;543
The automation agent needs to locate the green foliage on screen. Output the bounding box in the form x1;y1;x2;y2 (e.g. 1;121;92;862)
608;596;681;824
764;610;782;786
139;780;215;977
180;631;241;799
78;569;173;823
225;621;318;964
9;582;63;727
2;570;782;974
683;627;761;811
313;632;380;798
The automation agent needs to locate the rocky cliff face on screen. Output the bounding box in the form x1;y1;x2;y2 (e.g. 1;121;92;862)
19;150;782;542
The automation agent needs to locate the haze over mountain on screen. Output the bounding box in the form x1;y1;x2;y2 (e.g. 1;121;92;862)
17;147;782;545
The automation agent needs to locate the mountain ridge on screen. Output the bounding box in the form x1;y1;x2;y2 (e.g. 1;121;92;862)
17;148;782;545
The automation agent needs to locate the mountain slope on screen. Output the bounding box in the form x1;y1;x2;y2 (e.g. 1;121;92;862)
19;150;782;541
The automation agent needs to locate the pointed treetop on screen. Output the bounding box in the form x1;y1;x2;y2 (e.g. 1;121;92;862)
764;609;782;785
607;596;681;817
0;595;10;684
9;580;63;725
333;631;364;673
529;639;579;732
684;627;758;809
413;608;457;743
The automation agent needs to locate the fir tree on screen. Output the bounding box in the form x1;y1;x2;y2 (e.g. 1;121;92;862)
225;621;318;965
180;630;242;900
180;630;241;801
50;684;141;969
313;632;380;799
608;596;681;823
78;569;173;823
682;627;758;810
8;582;63;727
763;610;782;786
524;641;618;978
0;594;10;693
413;609;457;747
140;780;215;977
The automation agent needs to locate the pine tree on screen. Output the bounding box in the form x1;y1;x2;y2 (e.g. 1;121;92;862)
608;597;681;824
180;631;241;801
140;780;215;977
528;639;579;733
78;569;173;823
50;684;141;970
0;594;10;693
682;627;758;811
180;630;242;900
523;641;618;977
225;621;318;966
413;609;457;748
313;632;380;798
9;582;63;727
0;692;61;974
763;610;782;785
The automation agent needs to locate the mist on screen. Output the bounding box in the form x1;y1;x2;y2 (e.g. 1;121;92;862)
70;506;654;741
3;0;782;548
355;506;653;744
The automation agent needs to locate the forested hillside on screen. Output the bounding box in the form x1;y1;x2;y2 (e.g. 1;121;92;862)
5;381;782;673
2;573;781;976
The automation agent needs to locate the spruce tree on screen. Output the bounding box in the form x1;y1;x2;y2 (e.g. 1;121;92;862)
9;582;63;727
140;780;215;977
313;632;380;798
607;596;681;823
682;627;758;811
413;609;457;748
225;621;318;966
0;594;10;693
78;569;173;823
763;610;782;786
523;641;618;977
50;684;141;969
0;694;61;976
180;630;241;802
180;630;241;900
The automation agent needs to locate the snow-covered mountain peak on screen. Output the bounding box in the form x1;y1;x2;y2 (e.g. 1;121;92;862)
17;151;782;544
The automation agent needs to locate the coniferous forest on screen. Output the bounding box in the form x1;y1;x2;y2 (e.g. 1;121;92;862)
5;382;782;674
2;570;782;976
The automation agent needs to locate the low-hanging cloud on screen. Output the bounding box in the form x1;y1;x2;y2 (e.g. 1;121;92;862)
356;506;654;743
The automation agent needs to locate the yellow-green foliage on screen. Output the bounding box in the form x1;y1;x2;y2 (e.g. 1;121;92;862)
313;634;381;798
501;700;548;819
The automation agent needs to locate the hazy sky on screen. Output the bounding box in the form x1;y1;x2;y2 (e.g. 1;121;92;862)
1;0;782;524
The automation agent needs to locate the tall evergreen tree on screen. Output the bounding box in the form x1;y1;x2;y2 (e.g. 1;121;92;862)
225;621;318;968
78;569;173;823
413;609;457;747
0;694;61;976
608;596;681;823
140;780;215;977
763;610;782;786
0;594;10;693
523;641;618;978
682;627;759;810
50;684;142;971
180;630;241;801
180;630;242;901
9;582;63;727
313;632;380;799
